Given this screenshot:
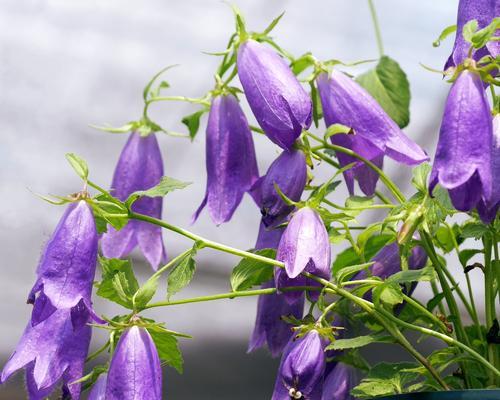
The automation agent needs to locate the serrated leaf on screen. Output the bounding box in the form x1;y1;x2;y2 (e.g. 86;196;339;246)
133;275;159;310
182;110;206;140
326;334;393;350
167;252;196;299
148;328;184;373
90;193;129;231
460;222;489;239
356;56;411;128
230;249;276;291
127;176;191;207
66;153;89;180
96;258;139;309
388;267;435;284
373;281;404;307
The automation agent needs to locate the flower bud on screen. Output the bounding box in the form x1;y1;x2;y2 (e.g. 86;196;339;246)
237;39;312;150
101;132;166;270
429;70;492;212
105;326;162;400
193;94;259;225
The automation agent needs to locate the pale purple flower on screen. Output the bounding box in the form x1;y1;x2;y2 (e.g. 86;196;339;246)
445;0;500;70
478;114;500;223
249;221;304;357
88;373;107;400
251;150;307;228
101;132;166;270
275;207;331;303
317;70;428;196
105;326;162;400
321;363;357;400
429;70;492;211
1;308;91;399
28;200;98;326
272;330;327;400
237;39;312;150
193;94;259;225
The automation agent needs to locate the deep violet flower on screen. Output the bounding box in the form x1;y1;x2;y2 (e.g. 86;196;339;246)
478;114;500;223
445;0;500;71
272;330;327;400
101;132;166;270
237;39;312;150
28;200;98;326
193;94;259;225
251;150;307;228
275;207;331;303
88;373;107;400
249;221;304;357
429;70;492;212
1;307;91;399
105;326;162;400
316;70;428;196
321;363;357;400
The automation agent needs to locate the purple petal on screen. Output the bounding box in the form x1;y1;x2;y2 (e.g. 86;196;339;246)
88;373;107;400
238;39;312;150
321;363;357;400
30;201;98;325
194;94;259;225
105;326;162;400
101;132;166;269
429;70;492;211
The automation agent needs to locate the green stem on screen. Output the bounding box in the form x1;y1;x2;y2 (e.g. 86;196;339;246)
483;236;498;385
144;286;318;310
322;198;395;211
367;0;384;56
431;279;447;316
146;96;210;107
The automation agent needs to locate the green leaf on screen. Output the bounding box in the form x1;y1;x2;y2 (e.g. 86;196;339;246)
388;267;436;284
325;123;351;140
133;275;160;310
460;222;489;239
433;24;457;47
66;153;89;180
335;262;374;283
470;18;500;48
167;252;196;299
148;328;184;373
127;176;191;207
411;163;431;193
96;258;139;309
326;334;394;350
462;20;479;43
356;55;411;128
291;53;315;75
426;291;446;312
182;110;206;141
262;11;285;35
351;362;420;399
458;249;483;267
230;249;276;291
344;196;374;217
373;281;404;307
90;193;129;231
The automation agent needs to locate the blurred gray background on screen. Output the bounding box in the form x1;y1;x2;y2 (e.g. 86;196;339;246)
0;0;483;398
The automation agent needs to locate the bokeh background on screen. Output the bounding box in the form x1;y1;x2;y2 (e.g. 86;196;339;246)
0;0;481;398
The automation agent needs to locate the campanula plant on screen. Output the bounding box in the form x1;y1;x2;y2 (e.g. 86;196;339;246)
2;1;500;399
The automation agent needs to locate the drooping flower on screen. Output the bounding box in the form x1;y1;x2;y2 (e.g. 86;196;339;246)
478;114;500;223
275;207;331;303
105;326;162;400
321;363;357;400
1;307;91;399
88;373;107;400
28;200;98;326
249;221;304;357
272;330;327;400
101;132;166;270
353;242;428;301
317;70;428;196
429;70;492;212
251;149;307;228
237;39;312;150
445;0;500;71
193;94;259;225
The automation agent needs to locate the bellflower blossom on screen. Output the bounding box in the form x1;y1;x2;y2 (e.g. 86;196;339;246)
237;39;312;150
276;207;331;303
88;373;107;400
321;363;357;400
317;70;428;196
193;94;259;225
272;330;327;400
249;221;304;357
251;150;307;229
105;326;162;400
478;114;500;223
28;200;98;326
445;0;500;71
1;308;91;399
429;70;492;212
101;132;166;270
